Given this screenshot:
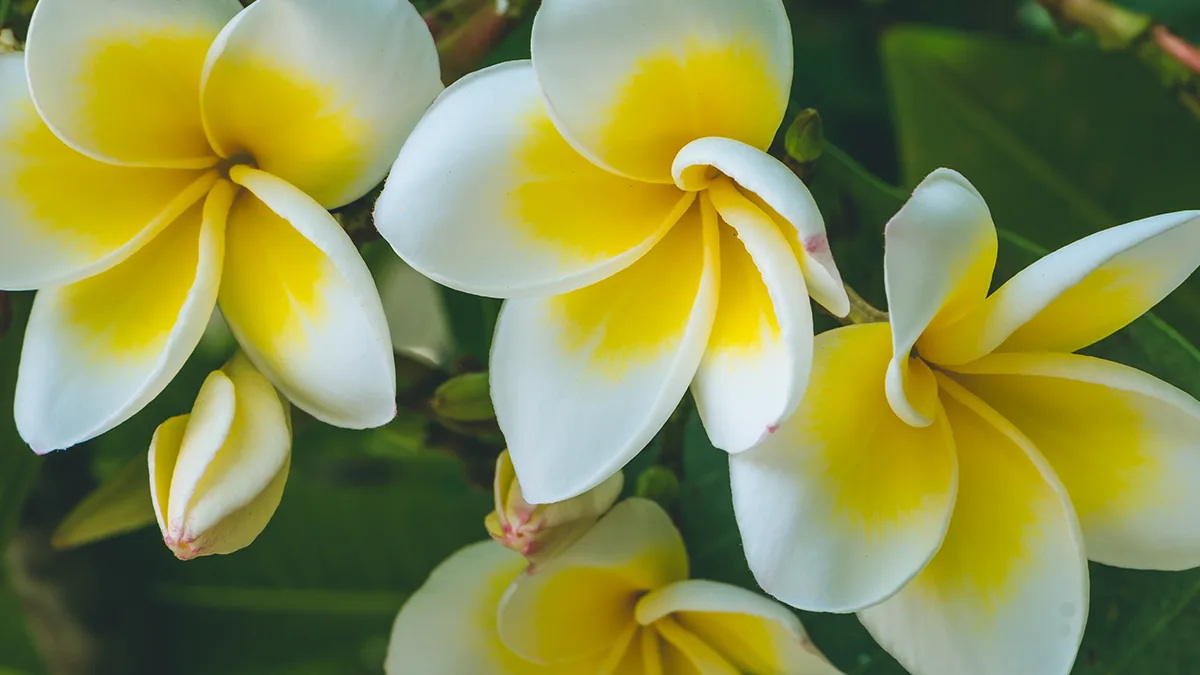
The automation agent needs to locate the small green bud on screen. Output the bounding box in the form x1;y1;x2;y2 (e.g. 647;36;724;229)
431;372;494;422
784;108;825;165
635;466;680;510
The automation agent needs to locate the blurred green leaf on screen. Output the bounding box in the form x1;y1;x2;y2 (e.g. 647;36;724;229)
0;294;39;553
884;26;1200;336
142;444;491;675
51;451;155;551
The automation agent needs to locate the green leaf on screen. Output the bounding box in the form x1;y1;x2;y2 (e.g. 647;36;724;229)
0;294;39;554
883;26;1200;338
142;440;491;675
51;451;155;551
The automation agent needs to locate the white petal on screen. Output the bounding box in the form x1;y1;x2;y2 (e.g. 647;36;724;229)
15;181;232;452
0;53;216;290
497;499;688;663
673;137;848;315
531;0;793;182
375;61;691;299
952;352;1200;570
636;580;844;675
25;0;239;167
921;210;1200;364
221;167;396;429
200;0;441;209
860;376;1087;675
693;183;813;453
731;323;957;612
386;541;556;674
493;202;718;504
883;168;996;426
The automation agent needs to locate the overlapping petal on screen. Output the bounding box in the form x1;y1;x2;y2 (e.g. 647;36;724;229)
221;167;395;430
921;210;1200;364
636;580;843;674
692;182;812;453
672;137;848;315
884;168;996;426
497;499;688;663
25;0;239;167
952;352;1200;570
375;62;691;299
731;324;957;612
385;541;568;675
531;0;793;183
492;203;718;504
149;353;291;559
860;377;1087;675
201;0;441;209
15;181;232;452
0;53;216;290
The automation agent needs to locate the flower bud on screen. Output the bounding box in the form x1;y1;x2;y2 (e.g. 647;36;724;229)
149;352;291;561
785;108;825;165
485;450;622;563
431;372;494;423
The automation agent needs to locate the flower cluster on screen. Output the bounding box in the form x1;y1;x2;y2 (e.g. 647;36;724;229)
3;0;1199;674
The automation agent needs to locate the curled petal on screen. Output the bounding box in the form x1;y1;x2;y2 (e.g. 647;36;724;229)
884;168;996;426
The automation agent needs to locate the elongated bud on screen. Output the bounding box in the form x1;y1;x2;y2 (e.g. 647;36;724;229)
149;352;291;561
485;450;622;563
432;372;494;422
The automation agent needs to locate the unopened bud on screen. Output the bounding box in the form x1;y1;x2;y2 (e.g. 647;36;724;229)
634;466;680;510
149;353;291;561
785;108;825;165
485;450;622;563
432;372;494;422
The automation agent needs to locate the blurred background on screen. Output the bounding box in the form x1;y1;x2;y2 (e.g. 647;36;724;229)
0;0;1198;672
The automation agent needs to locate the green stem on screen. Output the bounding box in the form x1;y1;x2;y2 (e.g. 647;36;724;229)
843;284;889;325
0;0;11;30
656;395;692;477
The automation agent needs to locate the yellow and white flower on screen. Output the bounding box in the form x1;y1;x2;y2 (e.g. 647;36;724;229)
387;498;843;674
731;169;1200;675
149;352;290;560
1;0;443;452
375;0;849;504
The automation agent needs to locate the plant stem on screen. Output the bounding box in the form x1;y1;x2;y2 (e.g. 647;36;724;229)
844;284;889;325
1039;0;1200;122
656;395;692;478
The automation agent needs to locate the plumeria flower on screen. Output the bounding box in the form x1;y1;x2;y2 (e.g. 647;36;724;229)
149;352;290;560
731;169;1200;675
0;0;443;452
375;0;849;504
387;498;843;674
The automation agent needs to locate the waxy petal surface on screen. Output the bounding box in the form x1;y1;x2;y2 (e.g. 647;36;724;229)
921;210;1200;364
201;0;441;209
884;169;996;426
730;324;956;612
16;182;232;452
25;0;239;167
531;0;792;183
636;580;843;675
221;168;395;429
497;499;688;664
673;137;848;315
860;377;1087;675
493;204;718;504
693;183;812;453
0;54;214;290
375;62;689;299
952;352;1200;570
